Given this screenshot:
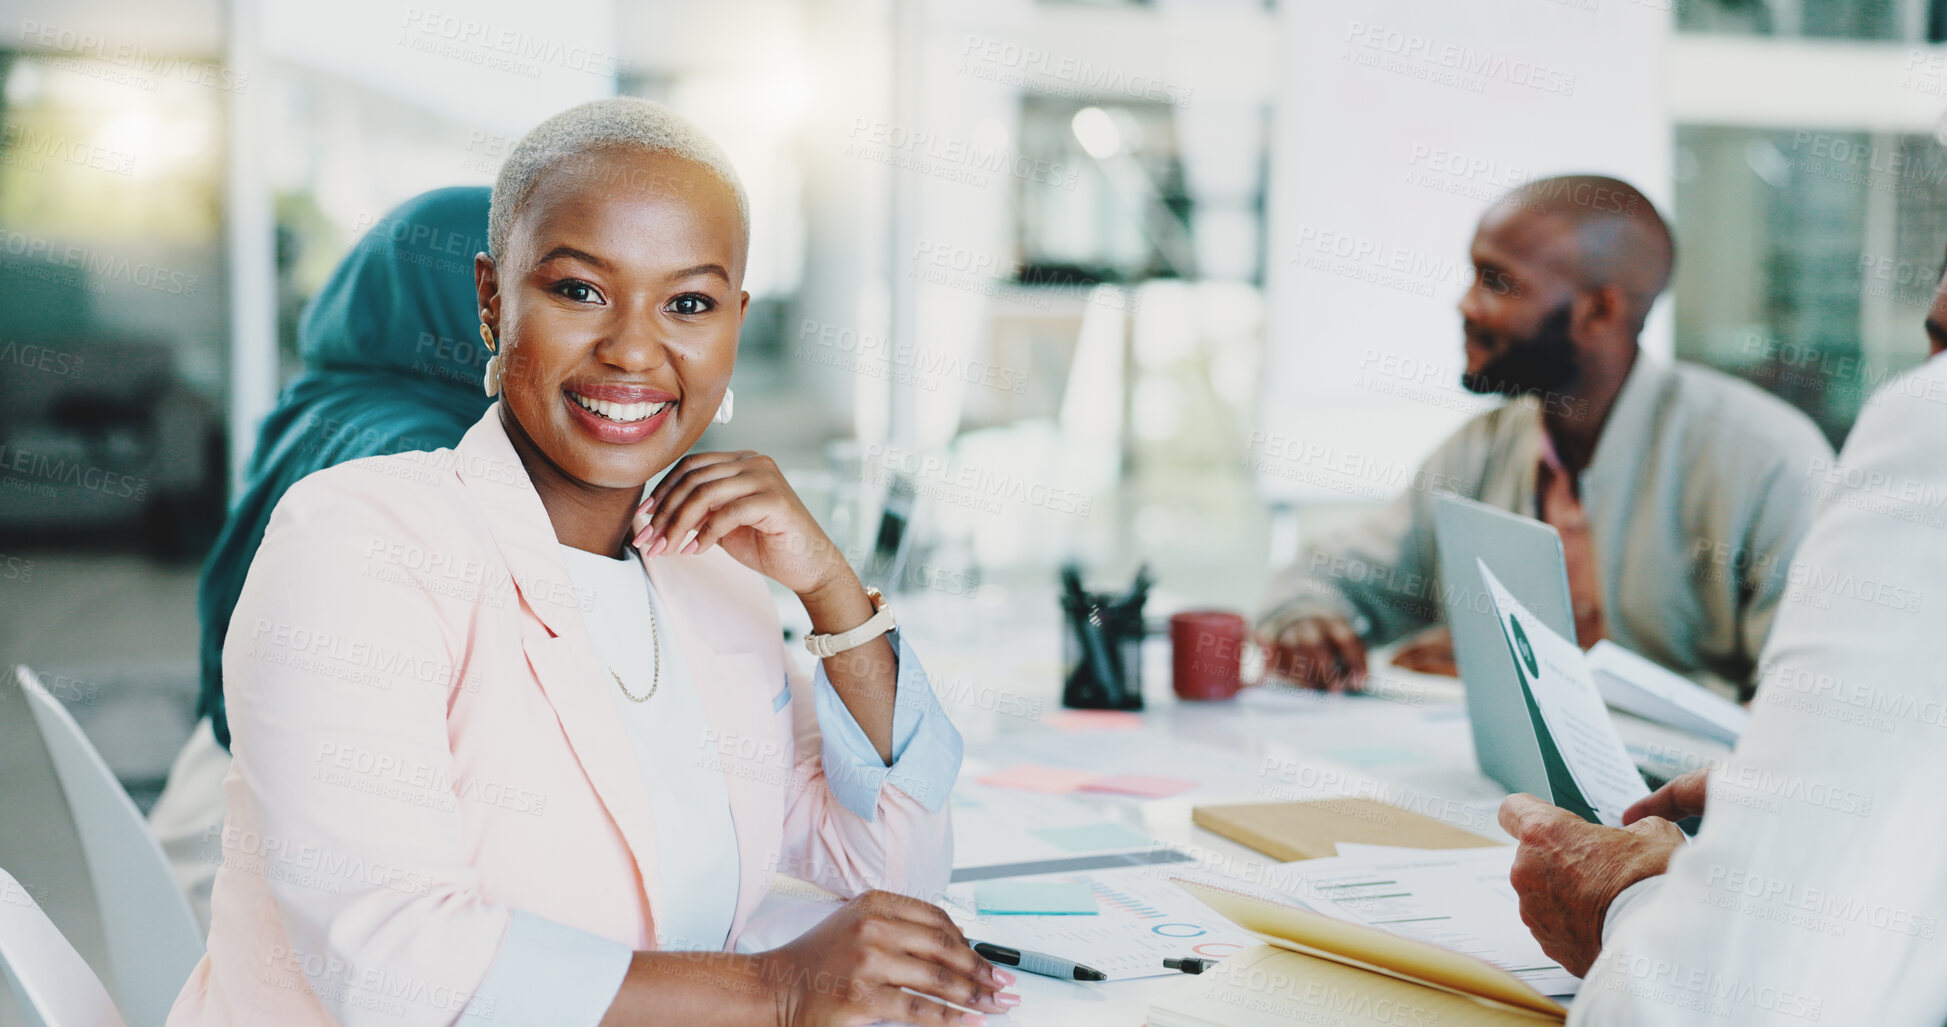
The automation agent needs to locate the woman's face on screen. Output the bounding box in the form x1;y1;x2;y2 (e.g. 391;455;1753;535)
478;146;747;491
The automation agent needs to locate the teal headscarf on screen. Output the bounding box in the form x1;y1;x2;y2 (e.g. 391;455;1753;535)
197;187;494;749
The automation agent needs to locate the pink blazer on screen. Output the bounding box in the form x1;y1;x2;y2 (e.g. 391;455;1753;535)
167;407;954;1026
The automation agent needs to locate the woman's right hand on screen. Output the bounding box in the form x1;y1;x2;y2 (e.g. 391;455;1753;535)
760;890;1019;1027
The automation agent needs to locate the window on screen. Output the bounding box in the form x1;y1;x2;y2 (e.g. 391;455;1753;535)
1015;96;1194;284
1673;125;1947;443
1675;0;1910;41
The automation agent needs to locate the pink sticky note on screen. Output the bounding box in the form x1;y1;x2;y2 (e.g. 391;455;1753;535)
1041;710;1145;732
976;765;1104;793
1079;774;1198;798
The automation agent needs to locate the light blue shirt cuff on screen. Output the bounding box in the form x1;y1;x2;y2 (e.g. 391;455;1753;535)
459;909;633;1027
812;627;964;822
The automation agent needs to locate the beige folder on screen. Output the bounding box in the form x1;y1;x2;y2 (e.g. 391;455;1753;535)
1192;797;1499;862
1149;882;1565;1027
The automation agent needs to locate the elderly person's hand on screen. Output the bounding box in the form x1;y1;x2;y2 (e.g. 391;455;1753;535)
1623;767;1709;826
1498;793;1686;977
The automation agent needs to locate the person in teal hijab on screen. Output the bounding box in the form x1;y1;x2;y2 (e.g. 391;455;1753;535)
196;186;493;749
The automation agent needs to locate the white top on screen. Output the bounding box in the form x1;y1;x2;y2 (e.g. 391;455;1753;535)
1574;354;1947;1025
556;544;741;953
463;550;964;1027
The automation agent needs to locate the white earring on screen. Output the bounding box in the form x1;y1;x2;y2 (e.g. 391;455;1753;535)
713;387;735;425
481;323;501;397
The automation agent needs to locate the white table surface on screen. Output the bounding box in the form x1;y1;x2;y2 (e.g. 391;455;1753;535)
765;584;1730;1026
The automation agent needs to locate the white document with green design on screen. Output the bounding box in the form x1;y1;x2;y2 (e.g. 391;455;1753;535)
1477;559;1650;827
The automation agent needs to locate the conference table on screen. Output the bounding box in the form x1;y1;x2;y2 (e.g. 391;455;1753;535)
746;582;1731;1026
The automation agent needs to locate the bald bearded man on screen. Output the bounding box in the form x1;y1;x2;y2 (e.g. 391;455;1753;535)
1260;176;1832;698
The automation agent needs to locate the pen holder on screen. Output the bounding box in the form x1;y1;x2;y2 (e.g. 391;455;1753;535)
1060;593;1145;711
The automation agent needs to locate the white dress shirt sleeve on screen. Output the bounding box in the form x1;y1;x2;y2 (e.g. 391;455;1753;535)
1598;875;1665;948
1570;355;1947;1026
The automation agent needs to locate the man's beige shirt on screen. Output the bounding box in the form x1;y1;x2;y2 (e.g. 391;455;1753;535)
1259;356;1835;696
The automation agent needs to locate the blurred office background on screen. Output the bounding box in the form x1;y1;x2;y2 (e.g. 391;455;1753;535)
1;0;1943;807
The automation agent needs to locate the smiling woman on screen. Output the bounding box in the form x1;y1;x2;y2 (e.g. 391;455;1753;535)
165;99;1005;1027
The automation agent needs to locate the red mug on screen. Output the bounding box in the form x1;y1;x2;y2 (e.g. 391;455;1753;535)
1170;610;1250;701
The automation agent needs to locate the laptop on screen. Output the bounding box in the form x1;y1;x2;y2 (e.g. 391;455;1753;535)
1430;494;1577;799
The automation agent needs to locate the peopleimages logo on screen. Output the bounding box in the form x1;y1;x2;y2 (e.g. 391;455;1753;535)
1341;21;1577;97
397;8;628;78
0;124;135;176
0;229;198;295
15;19;250;92
957;35;1194;110
0;340;85;381
845;118;1080;190
796;319;1030;396
858;443;1093;518
0;444;148;500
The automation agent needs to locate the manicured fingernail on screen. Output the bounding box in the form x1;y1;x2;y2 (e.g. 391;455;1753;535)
992;968;1016;986
680;539;699;555
996;993;1021;1007
647;537;667;556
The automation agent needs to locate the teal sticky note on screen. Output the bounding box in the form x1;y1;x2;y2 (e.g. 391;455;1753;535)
975;880;1100;916
1029;822;1155;853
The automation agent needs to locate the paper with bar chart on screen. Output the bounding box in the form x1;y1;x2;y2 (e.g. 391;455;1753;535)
1279;845;1580;998
945;865;1260;981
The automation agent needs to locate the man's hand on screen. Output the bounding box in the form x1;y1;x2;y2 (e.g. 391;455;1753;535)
1390;625;1458;677
1260;613;1368;692
1498;794;1686;977
1623;768;1709;826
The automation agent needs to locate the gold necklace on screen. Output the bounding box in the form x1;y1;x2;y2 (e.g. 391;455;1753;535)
610;584;662;703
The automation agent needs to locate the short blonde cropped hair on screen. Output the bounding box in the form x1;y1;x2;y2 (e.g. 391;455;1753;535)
487;97;749;260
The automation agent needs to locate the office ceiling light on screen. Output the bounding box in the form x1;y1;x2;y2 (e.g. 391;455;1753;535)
4;62;44;105
1071;106;1121;160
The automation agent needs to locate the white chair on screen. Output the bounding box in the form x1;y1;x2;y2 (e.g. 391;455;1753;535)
7;667;201;1027
0;866;125;1027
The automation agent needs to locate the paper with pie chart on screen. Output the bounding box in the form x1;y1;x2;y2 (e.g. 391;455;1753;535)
1477;559;1649;827
945;865;1259;980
